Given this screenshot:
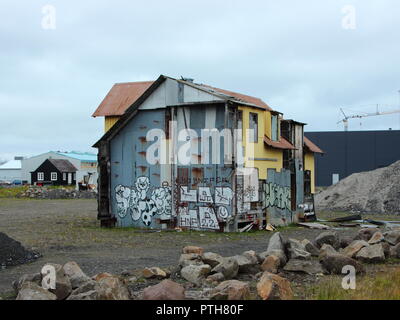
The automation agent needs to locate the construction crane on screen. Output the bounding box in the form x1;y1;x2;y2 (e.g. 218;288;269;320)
338;105;400;131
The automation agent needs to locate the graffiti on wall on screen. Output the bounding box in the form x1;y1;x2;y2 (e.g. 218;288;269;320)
177;185;234;229
265;182;291;211
115;177;172;226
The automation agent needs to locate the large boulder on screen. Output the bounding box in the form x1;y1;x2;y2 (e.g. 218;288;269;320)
211;257;239;280
390;243;400;258
320;254;365;274
181;264;211;286
357;228;377;242
382;242;391;258
259;249;287;267
16;282;57;300
283;259;324;275
288;239;311;260
206;272;225;284
356;244;385;263
179;253;203;268
340;236;354;249
41;263;72;300
242;250;260;264
142;267;168;279
62;261;91;289
12;273;42;293
67;290;99;300
210;280;250;300
368;232;384;245
289;248;311;260
256;272;293;300
183;246;204;255
266;232;285;252
261;255;280;273
301;239;320;257
67;280;99;300
143;279;185;300
229;255;258;274
318;244;337;259
384;231;400;246
92;272;113;282
201;252;224;268
342;240;369;258
96;275;130;300
315;231;339;249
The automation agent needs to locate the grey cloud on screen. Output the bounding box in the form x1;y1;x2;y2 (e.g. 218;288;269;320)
0;0;399;160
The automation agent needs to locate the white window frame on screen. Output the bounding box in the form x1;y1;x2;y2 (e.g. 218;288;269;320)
37;172;44;181
51;172;57;181
63;173;66;181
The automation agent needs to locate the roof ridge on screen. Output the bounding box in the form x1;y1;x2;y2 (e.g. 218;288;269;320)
114;81;154;85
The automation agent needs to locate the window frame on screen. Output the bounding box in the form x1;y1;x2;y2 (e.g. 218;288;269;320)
37;172;44;181
51;172;58;181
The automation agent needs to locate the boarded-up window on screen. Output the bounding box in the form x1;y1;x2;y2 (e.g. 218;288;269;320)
177;167;189;185
191;167;204;189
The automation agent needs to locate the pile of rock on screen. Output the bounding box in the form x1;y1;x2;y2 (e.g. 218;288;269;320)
18;186;96;199
0;232;41;268
14;262;130;300
13;227;400;300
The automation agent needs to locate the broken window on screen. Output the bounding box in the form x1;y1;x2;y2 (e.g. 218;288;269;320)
249;112;258;143
271;114;279;141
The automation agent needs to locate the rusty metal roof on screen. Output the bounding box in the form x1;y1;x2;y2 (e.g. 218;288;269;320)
92;78;272;117
304;136;324;153
92;81;154;117
197;84;272;111
263;136;296;150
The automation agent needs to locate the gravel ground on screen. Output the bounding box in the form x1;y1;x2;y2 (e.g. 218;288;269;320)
0;198;369;296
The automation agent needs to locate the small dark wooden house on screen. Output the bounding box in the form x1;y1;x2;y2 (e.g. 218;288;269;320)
31;159;77;186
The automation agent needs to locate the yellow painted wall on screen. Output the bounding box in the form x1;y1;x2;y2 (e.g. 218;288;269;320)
105;116;120;132
304;151;315;193
239;106;283;180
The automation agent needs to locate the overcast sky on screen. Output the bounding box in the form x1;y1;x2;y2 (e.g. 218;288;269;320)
1;0;399;162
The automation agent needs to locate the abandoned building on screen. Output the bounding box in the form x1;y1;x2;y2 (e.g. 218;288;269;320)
92;75;323;231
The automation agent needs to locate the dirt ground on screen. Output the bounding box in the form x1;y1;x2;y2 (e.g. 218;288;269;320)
0;198;391;298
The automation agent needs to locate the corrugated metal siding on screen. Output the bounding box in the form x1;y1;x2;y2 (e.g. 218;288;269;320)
305;130;400;186
110;109;168;228
264;168;292;226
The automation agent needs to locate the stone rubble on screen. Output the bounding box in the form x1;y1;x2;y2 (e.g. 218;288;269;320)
12;227;400;300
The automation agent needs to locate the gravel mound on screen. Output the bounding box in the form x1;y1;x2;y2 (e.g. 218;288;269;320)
0;232;41;268
316;160;400;214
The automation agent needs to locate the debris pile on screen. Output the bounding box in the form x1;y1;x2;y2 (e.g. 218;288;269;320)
17;186;96;200
12;226;400;300
0;232;41;268
316;160;400;214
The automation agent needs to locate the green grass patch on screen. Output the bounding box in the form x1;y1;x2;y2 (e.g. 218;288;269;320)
305;267;400;300
0;186;28;198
